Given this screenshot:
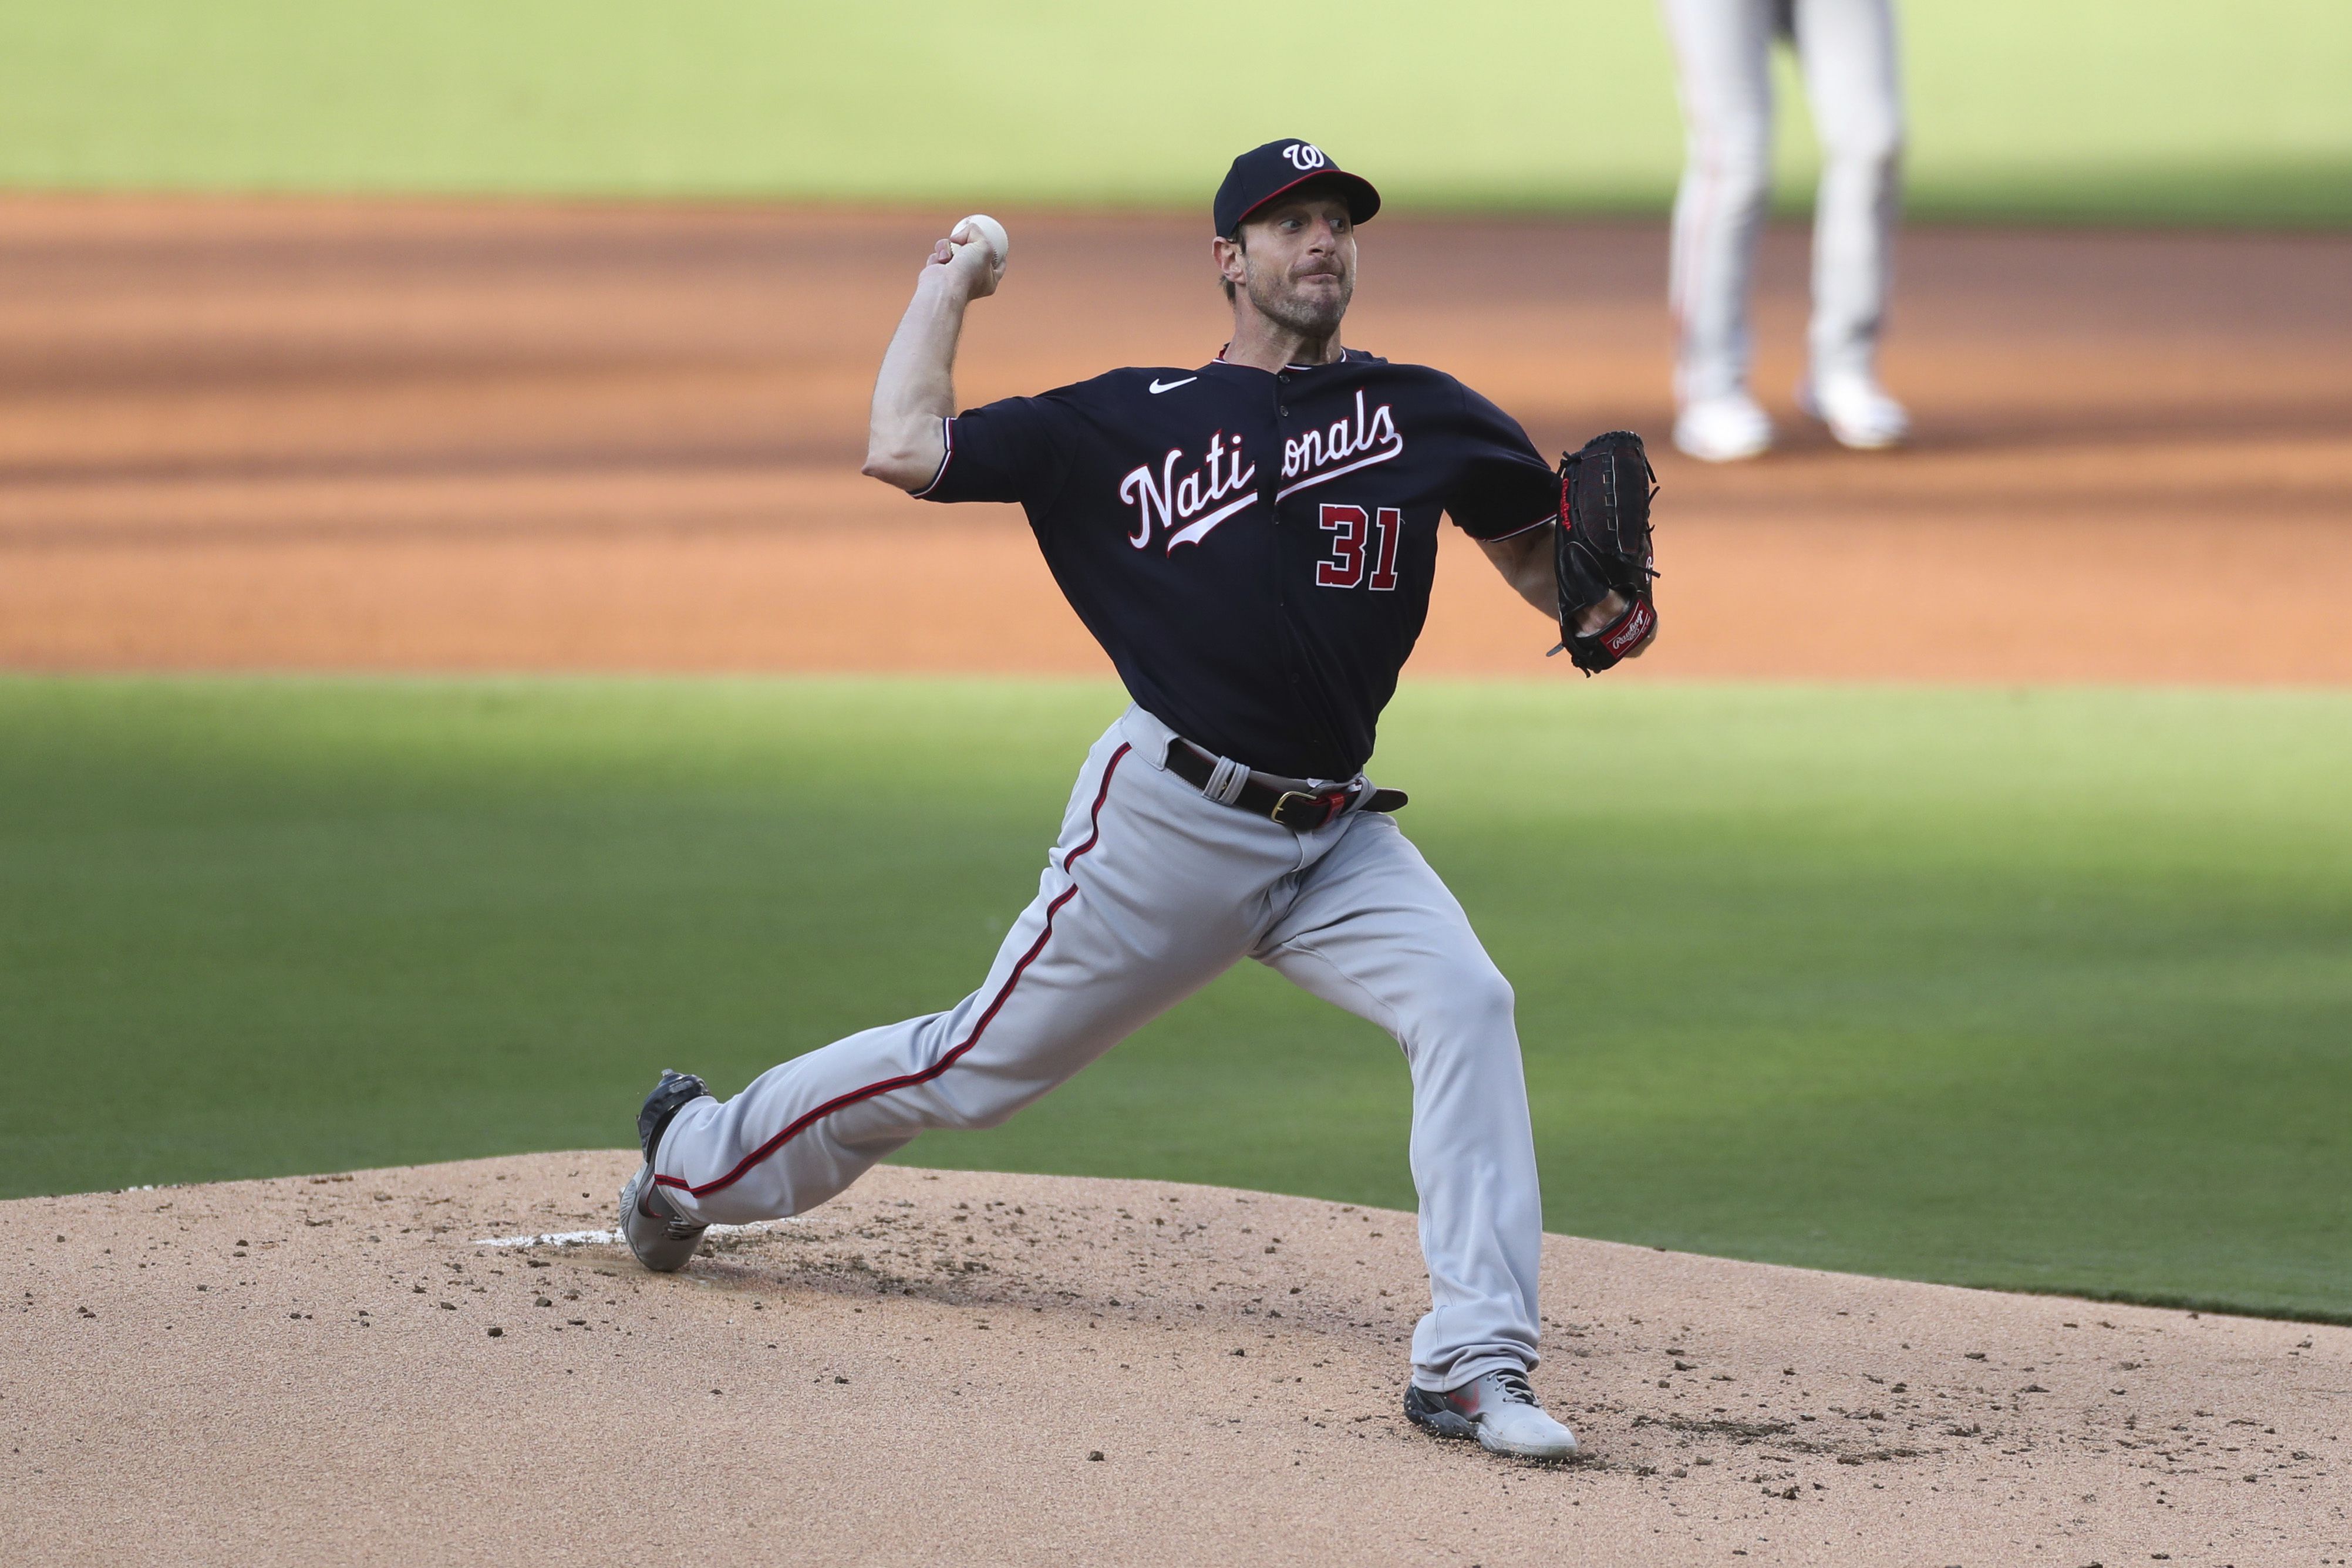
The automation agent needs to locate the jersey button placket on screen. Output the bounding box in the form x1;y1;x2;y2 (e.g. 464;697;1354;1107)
1269;375;1310;740
1269;375;1290;522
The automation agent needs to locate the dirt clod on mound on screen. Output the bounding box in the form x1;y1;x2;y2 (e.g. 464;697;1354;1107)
6;1154;2345;1566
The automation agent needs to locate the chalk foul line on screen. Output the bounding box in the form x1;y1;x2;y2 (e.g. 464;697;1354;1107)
473;1218;802;1249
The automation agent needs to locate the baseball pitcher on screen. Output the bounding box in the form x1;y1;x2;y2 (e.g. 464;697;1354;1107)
618;140;1659;1461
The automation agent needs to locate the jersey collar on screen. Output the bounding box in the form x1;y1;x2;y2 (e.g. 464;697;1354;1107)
1206;345;1359;375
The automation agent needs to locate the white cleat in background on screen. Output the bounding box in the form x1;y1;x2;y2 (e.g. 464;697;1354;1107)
1799;372;1911;450
1672;392;1775;463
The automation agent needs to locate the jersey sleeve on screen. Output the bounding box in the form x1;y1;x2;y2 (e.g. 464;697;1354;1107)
1443;380;1561;542
914;393;1083;510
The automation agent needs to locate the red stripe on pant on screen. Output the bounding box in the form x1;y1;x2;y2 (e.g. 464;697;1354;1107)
658;742;1132;1199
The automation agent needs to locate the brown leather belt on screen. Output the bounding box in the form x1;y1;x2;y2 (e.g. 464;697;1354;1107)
1164;740;1408;831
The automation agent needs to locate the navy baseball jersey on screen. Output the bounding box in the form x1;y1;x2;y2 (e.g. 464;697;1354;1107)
919;350;1558;779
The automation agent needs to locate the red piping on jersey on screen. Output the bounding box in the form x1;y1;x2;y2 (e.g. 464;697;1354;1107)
911;416;955;498
1487;508;1562;542
1211;347;1354;368
659;742;1132;1199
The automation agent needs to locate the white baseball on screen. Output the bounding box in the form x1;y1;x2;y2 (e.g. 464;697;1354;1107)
951;213;1010;277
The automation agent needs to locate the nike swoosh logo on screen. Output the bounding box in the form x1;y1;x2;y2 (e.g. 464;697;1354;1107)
1148;376;1198;394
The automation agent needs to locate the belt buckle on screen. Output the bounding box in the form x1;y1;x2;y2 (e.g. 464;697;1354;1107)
1272;787;1352;831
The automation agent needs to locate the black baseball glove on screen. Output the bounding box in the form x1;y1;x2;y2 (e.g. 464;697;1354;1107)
1551;430;1659;674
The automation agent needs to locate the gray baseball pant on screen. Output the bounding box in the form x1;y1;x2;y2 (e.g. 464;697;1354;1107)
651;704;1546;1392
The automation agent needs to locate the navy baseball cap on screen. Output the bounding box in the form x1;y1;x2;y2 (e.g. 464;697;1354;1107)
1214;140;1381;238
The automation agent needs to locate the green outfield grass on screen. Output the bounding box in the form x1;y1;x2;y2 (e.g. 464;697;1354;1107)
2;2;2347;224
2;677;2347;1321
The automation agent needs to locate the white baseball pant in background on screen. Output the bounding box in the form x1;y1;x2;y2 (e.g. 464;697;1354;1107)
652;704;1546;1392
1660;0;1905;402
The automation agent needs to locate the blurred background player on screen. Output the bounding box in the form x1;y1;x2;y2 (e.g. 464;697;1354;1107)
1659;0;1911;460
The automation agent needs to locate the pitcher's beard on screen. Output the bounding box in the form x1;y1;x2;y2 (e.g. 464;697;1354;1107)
1246;269;1352;339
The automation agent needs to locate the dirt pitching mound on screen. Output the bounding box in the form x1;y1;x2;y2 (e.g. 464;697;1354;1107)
8;1154;2344;1565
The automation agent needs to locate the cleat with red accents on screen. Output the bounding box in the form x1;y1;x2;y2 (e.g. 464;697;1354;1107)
1404;1370;1579;1461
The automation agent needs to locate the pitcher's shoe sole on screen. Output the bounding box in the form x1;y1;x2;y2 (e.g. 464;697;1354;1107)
617;1069;712;1273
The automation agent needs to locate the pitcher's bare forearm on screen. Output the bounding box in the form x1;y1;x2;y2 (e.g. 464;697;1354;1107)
1477;525;1650;651
862;241;995;490
1478;527;1556;618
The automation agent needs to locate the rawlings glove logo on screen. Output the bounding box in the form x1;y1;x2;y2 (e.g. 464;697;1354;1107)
1600;598;1656;656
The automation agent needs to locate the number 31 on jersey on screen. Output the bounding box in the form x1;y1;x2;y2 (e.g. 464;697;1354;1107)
1316;504;1401;591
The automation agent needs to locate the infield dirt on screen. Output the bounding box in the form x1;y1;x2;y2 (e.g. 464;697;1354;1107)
9;1154;2347;1566
2;197;2347;682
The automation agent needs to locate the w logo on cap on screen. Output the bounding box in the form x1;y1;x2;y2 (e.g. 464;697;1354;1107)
1215;139;1377;238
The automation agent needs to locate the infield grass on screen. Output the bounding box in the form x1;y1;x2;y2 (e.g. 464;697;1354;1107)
2;677;2347;1321
1;1;2348;224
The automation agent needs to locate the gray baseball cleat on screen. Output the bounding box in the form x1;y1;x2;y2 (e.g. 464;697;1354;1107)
1404;1368;1581;1460
616;1069;712;1273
